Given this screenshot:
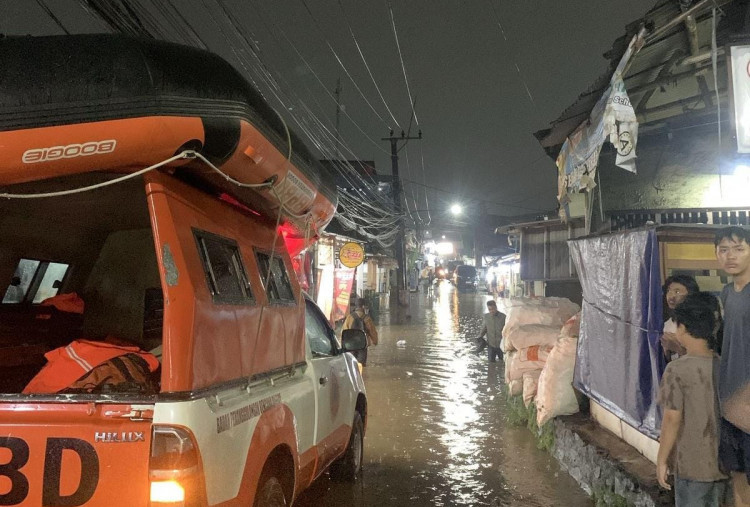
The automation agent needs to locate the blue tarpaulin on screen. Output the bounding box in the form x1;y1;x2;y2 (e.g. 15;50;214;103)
568;229;666;438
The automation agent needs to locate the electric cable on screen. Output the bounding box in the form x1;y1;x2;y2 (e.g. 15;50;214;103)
36;0;71;34
387;0;419;125
486;0;539;113
69;0;404;240
336;0;401;129
299;0;393;130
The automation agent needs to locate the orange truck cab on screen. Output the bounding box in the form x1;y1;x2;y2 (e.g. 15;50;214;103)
0;34;368;506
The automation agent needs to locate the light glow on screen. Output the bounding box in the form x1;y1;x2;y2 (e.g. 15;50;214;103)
436;242;454;255
150;480;185;504
450;204;462;215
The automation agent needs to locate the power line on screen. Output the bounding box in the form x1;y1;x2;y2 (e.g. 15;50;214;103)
387;0;418;126
486;0;539;114
261;6;391;156
62;0;406;242
299;0;393;130
36;0;71;34
336;0;401;129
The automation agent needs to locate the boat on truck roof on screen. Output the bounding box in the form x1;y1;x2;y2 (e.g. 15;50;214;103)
0;34;367;507
0;32;337;254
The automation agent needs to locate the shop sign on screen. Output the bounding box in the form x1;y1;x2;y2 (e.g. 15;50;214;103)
338;242;364;268
333;268;356;321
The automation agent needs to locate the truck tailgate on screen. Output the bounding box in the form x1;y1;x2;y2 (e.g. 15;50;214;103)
0;401;153;506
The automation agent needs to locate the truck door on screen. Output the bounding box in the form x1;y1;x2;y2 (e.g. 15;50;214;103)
303;300;351;469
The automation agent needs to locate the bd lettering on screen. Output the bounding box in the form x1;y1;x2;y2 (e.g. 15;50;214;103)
0;436;99;506
22;140;116;164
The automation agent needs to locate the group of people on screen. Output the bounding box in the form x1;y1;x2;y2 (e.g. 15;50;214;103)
341;226;750;507
656;226;750;507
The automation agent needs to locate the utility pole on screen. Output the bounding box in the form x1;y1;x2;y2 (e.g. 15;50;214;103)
382;129;422;307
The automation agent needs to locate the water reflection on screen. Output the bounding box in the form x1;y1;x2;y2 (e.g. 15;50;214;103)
295;285;591;506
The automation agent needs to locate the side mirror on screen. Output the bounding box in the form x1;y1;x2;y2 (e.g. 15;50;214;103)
52;280;62;289
10;276;21;287
341;329;367;352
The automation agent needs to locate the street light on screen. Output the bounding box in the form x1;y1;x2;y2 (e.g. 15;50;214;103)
450;203;462;215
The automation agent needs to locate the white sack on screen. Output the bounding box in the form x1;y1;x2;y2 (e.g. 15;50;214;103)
504;324;561;352
504;351;516;384
523;370;541;408
536;336;580;426
503;297;580;337
507;345;552;382
560;312;581;338
508;379;523;396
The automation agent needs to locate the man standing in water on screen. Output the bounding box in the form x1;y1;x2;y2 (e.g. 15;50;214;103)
476;300;506;362
715;226;750;507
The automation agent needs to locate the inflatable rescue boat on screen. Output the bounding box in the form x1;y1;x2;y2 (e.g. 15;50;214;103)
0;34;337;251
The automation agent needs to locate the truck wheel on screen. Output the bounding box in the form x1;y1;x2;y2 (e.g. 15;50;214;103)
254;474;287;507
330;413;363;482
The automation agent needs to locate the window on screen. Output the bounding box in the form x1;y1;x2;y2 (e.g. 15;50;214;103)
194;229;254;304
256;251;295;303
305;300;334;357
2;259;69;304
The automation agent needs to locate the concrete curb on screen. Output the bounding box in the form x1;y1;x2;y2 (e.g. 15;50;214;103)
551;414;674;507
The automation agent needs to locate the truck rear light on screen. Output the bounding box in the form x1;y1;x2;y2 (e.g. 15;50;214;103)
149;426;207;507
150;480;185;503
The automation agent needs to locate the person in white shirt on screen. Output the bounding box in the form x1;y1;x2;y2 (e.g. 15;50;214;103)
661;274;699;361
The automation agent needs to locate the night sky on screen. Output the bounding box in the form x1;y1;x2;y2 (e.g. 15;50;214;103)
1;0;656;219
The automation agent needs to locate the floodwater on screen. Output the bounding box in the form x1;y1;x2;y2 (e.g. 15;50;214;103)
296;281;592;507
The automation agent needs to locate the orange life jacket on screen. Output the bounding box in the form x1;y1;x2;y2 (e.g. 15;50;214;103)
23;339;160;394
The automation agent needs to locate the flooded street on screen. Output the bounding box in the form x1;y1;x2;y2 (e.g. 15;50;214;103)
297;282;592;507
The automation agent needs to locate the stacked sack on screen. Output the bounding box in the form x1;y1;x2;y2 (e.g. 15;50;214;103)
502;298;580;407
536;312;581;426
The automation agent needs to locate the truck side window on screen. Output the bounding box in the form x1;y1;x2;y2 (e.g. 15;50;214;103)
2;258;69;304
193;229;254;305
305;300;334;357
256;252;295;304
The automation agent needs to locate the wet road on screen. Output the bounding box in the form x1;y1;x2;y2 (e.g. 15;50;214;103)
296;282;592;507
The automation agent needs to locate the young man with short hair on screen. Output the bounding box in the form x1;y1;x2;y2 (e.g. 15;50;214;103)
657;292;727;506
715;226;750;507
477;300;506;362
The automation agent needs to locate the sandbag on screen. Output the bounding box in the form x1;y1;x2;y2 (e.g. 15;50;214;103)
536;336;580;426
504;351;516;384
507;345;552;382
560;312;581;338
508;379;523;396
503;297;580;337
503;324;561;352
523;370;541;407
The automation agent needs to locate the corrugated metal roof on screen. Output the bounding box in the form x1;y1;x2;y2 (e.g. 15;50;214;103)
535;0;747;157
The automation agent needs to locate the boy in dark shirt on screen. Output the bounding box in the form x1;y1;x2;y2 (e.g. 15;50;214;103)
657;292;727;506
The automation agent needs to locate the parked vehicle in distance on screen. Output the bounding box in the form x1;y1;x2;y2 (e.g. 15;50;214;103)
446;260;462;279
453;265;478;292
0;34;367;507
